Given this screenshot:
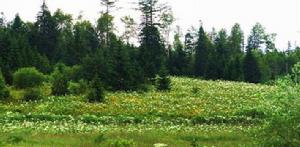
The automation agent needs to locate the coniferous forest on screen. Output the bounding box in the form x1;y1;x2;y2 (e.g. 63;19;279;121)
0;0;300;146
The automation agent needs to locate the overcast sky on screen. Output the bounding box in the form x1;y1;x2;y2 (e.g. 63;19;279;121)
0;0;300;50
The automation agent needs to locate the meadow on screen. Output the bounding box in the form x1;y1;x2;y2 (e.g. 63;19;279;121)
0;77;278;146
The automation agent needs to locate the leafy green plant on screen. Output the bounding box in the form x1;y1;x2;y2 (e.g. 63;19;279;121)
254;63;300;146
109;139;135;147
51;64;69;96
6;135;24;144
68;79;88;95
13;67;45;89
23;88;43;101
94;133;106;144
87;76;105;103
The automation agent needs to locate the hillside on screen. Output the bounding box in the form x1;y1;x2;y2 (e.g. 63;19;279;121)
0;77;276;146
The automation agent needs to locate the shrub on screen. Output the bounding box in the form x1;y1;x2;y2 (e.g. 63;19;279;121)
87;76;105;103
13;67;45;89
108;139;135;147
6;135;24;144
291;62;300;84
51;64;69;96
254;63;300;146
23;88;43;101
68;79;88;95
94;133;106;144
0;71;10;101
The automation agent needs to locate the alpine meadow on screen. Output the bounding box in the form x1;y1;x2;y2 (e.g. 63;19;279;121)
0;0;300;146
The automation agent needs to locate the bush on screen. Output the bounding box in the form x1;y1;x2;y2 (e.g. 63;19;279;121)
254;63;300;146
94;133;106;144
13;67;45;89
23;88;43;101
108;139;135;147
87;76;105;103
6;135;24;144
51;64;69;96
0;71;10;101
68;79;88;95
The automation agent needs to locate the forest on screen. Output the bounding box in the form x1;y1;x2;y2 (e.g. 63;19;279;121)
0;0;300;146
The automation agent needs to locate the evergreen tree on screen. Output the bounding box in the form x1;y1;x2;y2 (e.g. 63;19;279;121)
97;13;114;46
169;32;188;75
194;26;210;77
51;63;69;96
228;23;244;55
52;9;74;63
71;20;98;65
87;75;105;103
214;29;229;79
243;49;262;83
138;0;166;79
157;65;171;91
35;1;58;60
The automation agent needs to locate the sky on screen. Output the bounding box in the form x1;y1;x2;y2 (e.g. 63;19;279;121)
0;0;299;50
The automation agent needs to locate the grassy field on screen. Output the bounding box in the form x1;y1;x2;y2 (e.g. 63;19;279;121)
0;77;277;146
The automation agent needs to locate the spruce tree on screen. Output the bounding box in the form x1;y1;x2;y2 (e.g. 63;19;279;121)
194;26;210;77
157;65;171;91
138;0;166;79
214;29;229;79
243;49;261;83
87;75;105;103
35;1;58;60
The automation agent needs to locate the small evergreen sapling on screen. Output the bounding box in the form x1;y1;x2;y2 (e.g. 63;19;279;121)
157;66;171;91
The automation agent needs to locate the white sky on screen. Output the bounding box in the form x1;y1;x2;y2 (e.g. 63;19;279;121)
0;0;300;50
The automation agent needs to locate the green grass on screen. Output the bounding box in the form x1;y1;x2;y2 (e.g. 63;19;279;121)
0;127;252;147
0;77;276;146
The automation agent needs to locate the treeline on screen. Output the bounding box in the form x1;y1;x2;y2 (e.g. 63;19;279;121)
169;23;300;83
0;0;299;94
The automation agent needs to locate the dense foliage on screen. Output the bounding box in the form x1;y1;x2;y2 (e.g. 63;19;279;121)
0;0;299;94
12;67;45;89
254;63;300;146
0;71;9;100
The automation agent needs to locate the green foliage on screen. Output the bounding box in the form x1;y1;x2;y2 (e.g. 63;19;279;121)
6;135;24;144
156;66;171;91
87;76;105;103
51;63;69;96
23;88;43;102
291;62;300;84
0;71;9;101
108;139;135;147
243;50;261;83
254;63;300;146
194;26;211;77
139;25;166;79
68;80;88;95
94;133;106;144
13;67;45;89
